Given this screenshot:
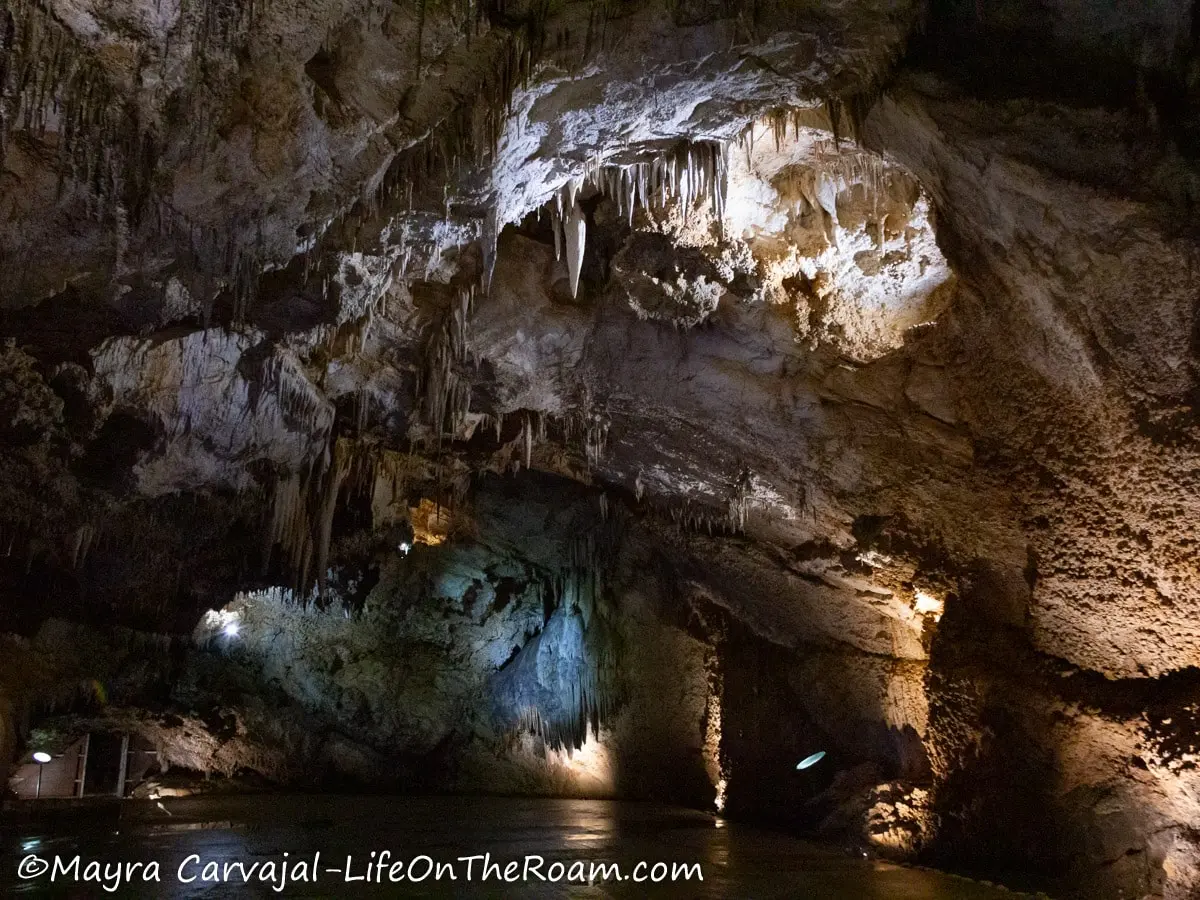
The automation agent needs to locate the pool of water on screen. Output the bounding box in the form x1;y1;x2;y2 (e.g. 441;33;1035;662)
2;795;1039;898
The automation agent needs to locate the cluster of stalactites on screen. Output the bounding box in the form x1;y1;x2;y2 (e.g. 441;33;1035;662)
655;497;743;538
591;141;730;226
516;673;617;753
265;440;425;589
0;0;159;224
518;626;619;754
529;518;625;751
0;0;281;319
0;0;267;186
774;146;894;248
261;350;336;441
547;179;587;299
370;13;548;235
417;287;476;443
477;403;608;475
544;141;730;299
263;438;352;597
337;441;432;531
746;105;841;156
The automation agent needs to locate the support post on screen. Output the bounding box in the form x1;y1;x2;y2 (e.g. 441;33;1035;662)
115;733;130;798
76;733;90;798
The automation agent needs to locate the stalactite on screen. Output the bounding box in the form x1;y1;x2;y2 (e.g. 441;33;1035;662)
521;413;534;470
497;505;627;752
1;0;266;240
550;191;563;260
583;411;609;470
728;469;752;532
263;433;357;598
481;206;499;292
313;440;351;595
563;186;585;299
416;287;477;452
542;140;731;288
70;524;94;570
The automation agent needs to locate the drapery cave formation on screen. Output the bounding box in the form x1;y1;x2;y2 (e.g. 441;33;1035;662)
2;0;1200;896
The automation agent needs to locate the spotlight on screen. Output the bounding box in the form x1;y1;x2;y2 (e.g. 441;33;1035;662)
914;590;944;620
796;750;826;770
223;622;239;638
32;752;51;764
398;542;411;554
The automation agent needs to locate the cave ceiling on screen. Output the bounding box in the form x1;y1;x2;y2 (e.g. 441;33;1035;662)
2;0;1200;682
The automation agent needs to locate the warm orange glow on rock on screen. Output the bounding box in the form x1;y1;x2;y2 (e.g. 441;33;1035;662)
409;498;451;546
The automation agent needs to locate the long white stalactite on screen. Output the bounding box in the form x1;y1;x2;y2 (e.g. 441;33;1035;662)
565;196;586;299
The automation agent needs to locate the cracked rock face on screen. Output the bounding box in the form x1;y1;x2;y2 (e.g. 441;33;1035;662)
4;2;1200;898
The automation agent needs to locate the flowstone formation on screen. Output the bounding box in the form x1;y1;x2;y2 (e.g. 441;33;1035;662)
3;2;1200;898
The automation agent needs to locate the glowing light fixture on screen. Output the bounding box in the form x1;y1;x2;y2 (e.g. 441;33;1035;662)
398;542;411;554
32;751;51;799
796;751;826;770
199;607;243;643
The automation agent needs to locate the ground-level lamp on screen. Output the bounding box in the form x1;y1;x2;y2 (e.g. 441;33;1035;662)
32;752;51;798
796;750;826;771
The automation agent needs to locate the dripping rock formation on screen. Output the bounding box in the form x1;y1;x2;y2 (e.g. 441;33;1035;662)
2;1;1200;898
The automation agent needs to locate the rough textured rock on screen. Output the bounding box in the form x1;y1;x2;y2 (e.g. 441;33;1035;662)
3;1;1200;898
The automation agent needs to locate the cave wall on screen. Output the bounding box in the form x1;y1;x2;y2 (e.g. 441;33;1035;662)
2;474;722;804
3;1;1200;898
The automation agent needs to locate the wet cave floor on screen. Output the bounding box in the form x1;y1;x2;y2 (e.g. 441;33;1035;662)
1;795;1042;898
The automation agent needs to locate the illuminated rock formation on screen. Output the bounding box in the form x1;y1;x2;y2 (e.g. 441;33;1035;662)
2;2;1200;898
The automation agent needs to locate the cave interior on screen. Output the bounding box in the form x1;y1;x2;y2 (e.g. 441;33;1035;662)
3;0;1200;897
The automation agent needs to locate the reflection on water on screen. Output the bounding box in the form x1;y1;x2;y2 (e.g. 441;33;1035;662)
2;796;1034;898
